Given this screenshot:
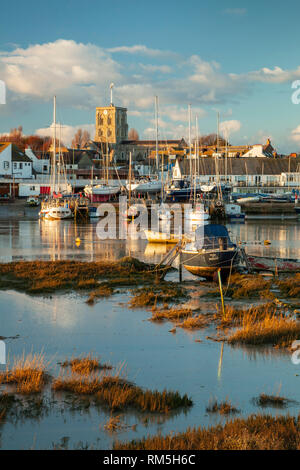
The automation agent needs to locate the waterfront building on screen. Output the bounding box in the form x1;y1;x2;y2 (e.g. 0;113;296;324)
172;156;300;189
0;142;33;179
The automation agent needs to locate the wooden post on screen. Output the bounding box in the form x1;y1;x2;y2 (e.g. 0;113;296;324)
274;258;278;278
179;251;182;283
217;268;225;317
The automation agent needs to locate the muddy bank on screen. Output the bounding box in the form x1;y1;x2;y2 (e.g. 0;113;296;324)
0;200;39;220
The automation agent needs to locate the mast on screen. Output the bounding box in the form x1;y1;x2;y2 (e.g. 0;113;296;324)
128;151;132;204
217;111;220;153
110;83;114;106
155;96;159;171
58;123;61;193
195;115;199;205
188;104;192;183
161;149;164;202
52;95;56;195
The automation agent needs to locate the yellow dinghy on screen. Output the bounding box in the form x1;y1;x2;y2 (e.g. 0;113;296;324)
144;230;180;244
144;230;190;244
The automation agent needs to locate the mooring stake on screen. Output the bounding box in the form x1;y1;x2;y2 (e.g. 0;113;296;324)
217;268;225;318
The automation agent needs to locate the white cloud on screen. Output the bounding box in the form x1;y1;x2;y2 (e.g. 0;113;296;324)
35;123;95;146
219;120;242;138
0;39;121;107
161;105;206;122
139;63;172;74
291;125;300;144
247;66;300;83
107;45;176;58
2;39;300;113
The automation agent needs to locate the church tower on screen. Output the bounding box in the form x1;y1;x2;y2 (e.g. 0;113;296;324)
95;84;128;144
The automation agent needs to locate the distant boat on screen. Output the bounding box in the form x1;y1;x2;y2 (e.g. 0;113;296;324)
84;183;120;202
126;178;162;194
236;196;260;204
144;230;181;244
26;196;40;207
44;205;73;220
247;254;300;273
225;203;245;221
184;204;210;222
181;224;239;279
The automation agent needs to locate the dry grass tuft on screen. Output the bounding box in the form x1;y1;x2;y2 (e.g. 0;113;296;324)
217;302;276;328
227;309;300;347
103;414;137;433
60;355;112;375
254;394;291;408
52;367;192;414
206;399;240;415
277;274;300;298
129;283;188;308
178;314;208;330
0;257;167;294
151;307;193;323
0;352;48;394
227;273;273;299
114;414;300;450
86;285;114;304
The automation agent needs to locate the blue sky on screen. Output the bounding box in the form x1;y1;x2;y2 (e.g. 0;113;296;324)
1;0;300;151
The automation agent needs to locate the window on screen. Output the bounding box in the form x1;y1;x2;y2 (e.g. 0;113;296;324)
3;161;9;169
19;163;23;169
13;162;17;169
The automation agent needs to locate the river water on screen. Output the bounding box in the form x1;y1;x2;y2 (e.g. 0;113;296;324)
0;218;300;449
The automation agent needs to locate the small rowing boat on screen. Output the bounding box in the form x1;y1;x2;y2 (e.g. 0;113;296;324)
144;230;182;244
247;255;300;273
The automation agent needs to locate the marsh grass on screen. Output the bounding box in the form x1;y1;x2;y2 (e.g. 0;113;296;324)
178;315;209;330
0;352;48;394
254;393;291;408
114;414;300;450
60;355;112;375
226;274;273;299
86;284;114;304
227;310;300;347
52;368;192;414
0;257;166;294
129;283;188;308
277;274;300;298
217;303;277;328
151;307;193;322
206;399;240;415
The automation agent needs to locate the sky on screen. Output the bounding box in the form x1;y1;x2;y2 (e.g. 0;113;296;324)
1;0;300;152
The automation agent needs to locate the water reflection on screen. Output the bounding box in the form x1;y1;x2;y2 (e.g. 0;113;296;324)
0;219;300;264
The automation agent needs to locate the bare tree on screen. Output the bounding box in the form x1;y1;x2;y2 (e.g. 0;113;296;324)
194;133;228;147
128;128;139;141
71;129;91;148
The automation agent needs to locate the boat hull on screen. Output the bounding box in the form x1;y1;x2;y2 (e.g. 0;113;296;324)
247;255;300;273
181;248;238;279
144;230;180;244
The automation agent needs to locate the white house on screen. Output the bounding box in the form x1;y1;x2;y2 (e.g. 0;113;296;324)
0;142;33;179
25;147;50;174
241;139;276;158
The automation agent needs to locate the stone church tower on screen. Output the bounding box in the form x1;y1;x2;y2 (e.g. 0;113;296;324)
95;104;128;144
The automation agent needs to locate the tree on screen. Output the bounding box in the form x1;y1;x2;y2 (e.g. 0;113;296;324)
71;129;91;148
128;128;139;141
194;133;228;147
